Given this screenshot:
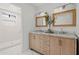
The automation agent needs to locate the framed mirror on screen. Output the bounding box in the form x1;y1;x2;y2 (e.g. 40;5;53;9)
53;9;76;27
35;16;48;27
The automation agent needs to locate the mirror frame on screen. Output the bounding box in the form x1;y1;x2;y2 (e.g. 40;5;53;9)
35;16;48;27
52;9;76;27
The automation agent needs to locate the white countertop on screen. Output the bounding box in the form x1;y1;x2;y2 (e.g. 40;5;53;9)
31;32;77;39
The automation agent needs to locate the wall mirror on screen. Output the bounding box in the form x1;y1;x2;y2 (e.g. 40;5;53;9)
35;16;48;27
53;9;76;27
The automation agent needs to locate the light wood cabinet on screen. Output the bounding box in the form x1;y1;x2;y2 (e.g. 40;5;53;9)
29;33;41;52
50;36;61;55
61;38;76;55
29;33;77;55
34;34;41;52
29;33;35;49
50;36;76;55
40;35;50;55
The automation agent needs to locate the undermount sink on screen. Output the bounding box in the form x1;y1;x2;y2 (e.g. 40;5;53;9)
58;31;68;34
45;30;67;34
45;31;55;33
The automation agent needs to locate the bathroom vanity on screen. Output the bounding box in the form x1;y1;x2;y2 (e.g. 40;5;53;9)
30;4;77;55
29;32;77;55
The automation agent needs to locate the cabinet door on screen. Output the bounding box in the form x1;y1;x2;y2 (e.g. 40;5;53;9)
34;34;41;52
61;38;76;55
50;36;61;55
40;35;50;55
29;33;35;49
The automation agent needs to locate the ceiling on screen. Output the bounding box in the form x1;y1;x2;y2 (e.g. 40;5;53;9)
29;3;46;7
29;3;66;8
13;3;67;11
13;3;66;8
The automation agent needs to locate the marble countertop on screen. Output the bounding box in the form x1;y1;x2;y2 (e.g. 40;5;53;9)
31;31;77;39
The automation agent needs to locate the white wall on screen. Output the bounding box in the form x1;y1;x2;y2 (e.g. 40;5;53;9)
76;4;79;33
36;3;66;15
0;3;22;51
13;4;35;50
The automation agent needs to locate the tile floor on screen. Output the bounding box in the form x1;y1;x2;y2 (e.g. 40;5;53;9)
0;45;40;55
22;49;40;55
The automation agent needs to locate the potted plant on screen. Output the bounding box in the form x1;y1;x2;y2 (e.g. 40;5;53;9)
47;15;54;33
44;12;55;33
